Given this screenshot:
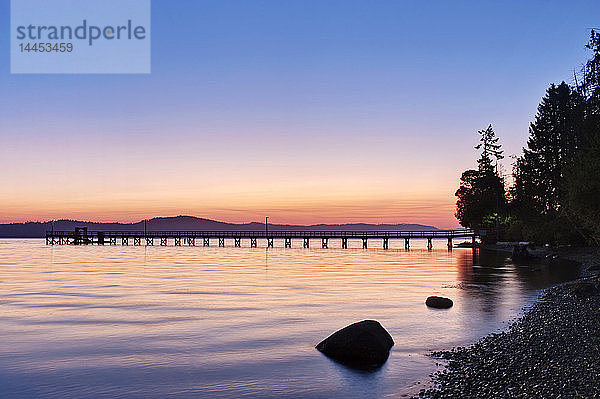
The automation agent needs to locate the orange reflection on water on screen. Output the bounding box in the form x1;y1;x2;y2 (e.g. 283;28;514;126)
0;239;579;398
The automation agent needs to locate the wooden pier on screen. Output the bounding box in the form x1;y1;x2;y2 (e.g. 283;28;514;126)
46;228;477;249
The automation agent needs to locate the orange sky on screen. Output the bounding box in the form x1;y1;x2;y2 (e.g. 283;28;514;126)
0;182;459;228
1;125;466;228
2;1;596;230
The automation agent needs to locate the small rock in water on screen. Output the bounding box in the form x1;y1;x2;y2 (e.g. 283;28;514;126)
416;275;600;399
316;320;394;370
426;296;453;309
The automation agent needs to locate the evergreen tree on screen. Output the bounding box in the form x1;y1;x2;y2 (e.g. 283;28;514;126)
475;124;504;173
579;29;600;103
512;83;583;218
564;134;600;244
564;30;600;244
455;125;507;231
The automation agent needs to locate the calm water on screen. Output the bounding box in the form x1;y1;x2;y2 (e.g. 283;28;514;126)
0;239;579;398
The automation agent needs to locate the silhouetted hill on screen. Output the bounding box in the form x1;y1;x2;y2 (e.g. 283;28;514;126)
0;216;440;238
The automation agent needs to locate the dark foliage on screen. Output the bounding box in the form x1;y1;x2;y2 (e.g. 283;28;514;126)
563;29;600;245
456;31;600;246
511;82;584;244
456;30;600;245
455;125;507;230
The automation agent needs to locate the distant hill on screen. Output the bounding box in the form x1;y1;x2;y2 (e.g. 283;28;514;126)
0;216;440;238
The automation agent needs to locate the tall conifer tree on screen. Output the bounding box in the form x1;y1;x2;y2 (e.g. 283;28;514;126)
512;82;582;217
455;125;507;230
564;30;600;243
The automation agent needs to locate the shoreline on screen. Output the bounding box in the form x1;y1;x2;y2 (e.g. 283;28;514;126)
413;247;600;398
482;244;600;276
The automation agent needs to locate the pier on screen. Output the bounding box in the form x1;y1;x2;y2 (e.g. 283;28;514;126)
46;228;477;249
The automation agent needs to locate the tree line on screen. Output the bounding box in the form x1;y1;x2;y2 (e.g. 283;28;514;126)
455;30;600;245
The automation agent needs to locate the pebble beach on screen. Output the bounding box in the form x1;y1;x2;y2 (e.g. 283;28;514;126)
415;248;600;399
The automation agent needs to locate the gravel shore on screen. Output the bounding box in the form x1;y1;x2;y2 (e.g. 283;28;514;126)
415;271;600;398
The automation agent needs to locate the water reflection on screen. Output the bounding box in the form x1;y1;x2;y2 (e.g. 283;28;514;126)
0;239;580;399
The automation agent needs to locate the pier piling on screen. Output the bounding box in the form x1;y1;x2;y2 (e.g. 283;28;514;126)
45;229;478;251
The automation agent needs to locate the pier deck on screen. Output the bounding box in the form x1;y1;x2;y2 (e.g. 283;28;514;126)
46;229;477;249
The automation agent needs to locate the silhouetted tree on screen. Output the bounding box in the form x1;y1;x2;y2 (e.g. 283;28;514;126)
455;125;507;231
455;170;485;228
455;31;600;245
475;124;504;173
564;136;600;244
579;29;600;103
564;30;600;244
511;82;583;244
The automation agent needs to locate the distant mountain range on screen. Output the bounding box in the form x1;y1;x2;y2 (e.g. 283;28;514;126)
0;216;440;238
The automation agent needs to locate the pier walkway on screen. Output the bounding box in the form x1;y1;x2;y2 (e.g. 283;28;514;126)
46;228;477;249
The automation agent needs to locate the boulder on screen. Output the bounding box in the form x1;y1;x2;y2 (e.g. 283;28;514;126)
316;320;394;370
426;296;453;309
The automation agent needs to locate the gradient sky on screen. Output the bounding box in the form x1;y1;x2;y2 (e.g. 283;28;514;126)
1;0;599;227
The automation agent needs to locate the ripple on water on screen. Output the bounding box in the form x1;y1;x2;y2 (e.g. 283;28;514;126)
0;239;581;398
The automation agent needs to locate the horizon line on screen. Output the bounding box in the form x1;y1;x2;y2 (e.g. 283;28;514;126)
1;214;443;229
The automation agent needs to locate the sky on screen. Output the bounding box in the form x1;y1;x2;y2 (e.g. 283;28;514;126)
1;0;599;228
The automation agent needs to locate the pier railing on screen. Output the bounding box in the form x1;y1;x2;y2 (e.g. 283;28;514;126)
46;229;474;238
45;228;476;249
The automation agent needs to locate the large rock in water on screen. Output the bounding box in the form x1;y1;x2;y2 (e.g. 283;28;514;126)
426;296;453;309
316;320;394;370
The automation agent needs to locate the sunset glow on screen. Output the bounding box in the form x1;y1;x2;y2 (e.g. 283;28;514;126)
1;1;595;228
